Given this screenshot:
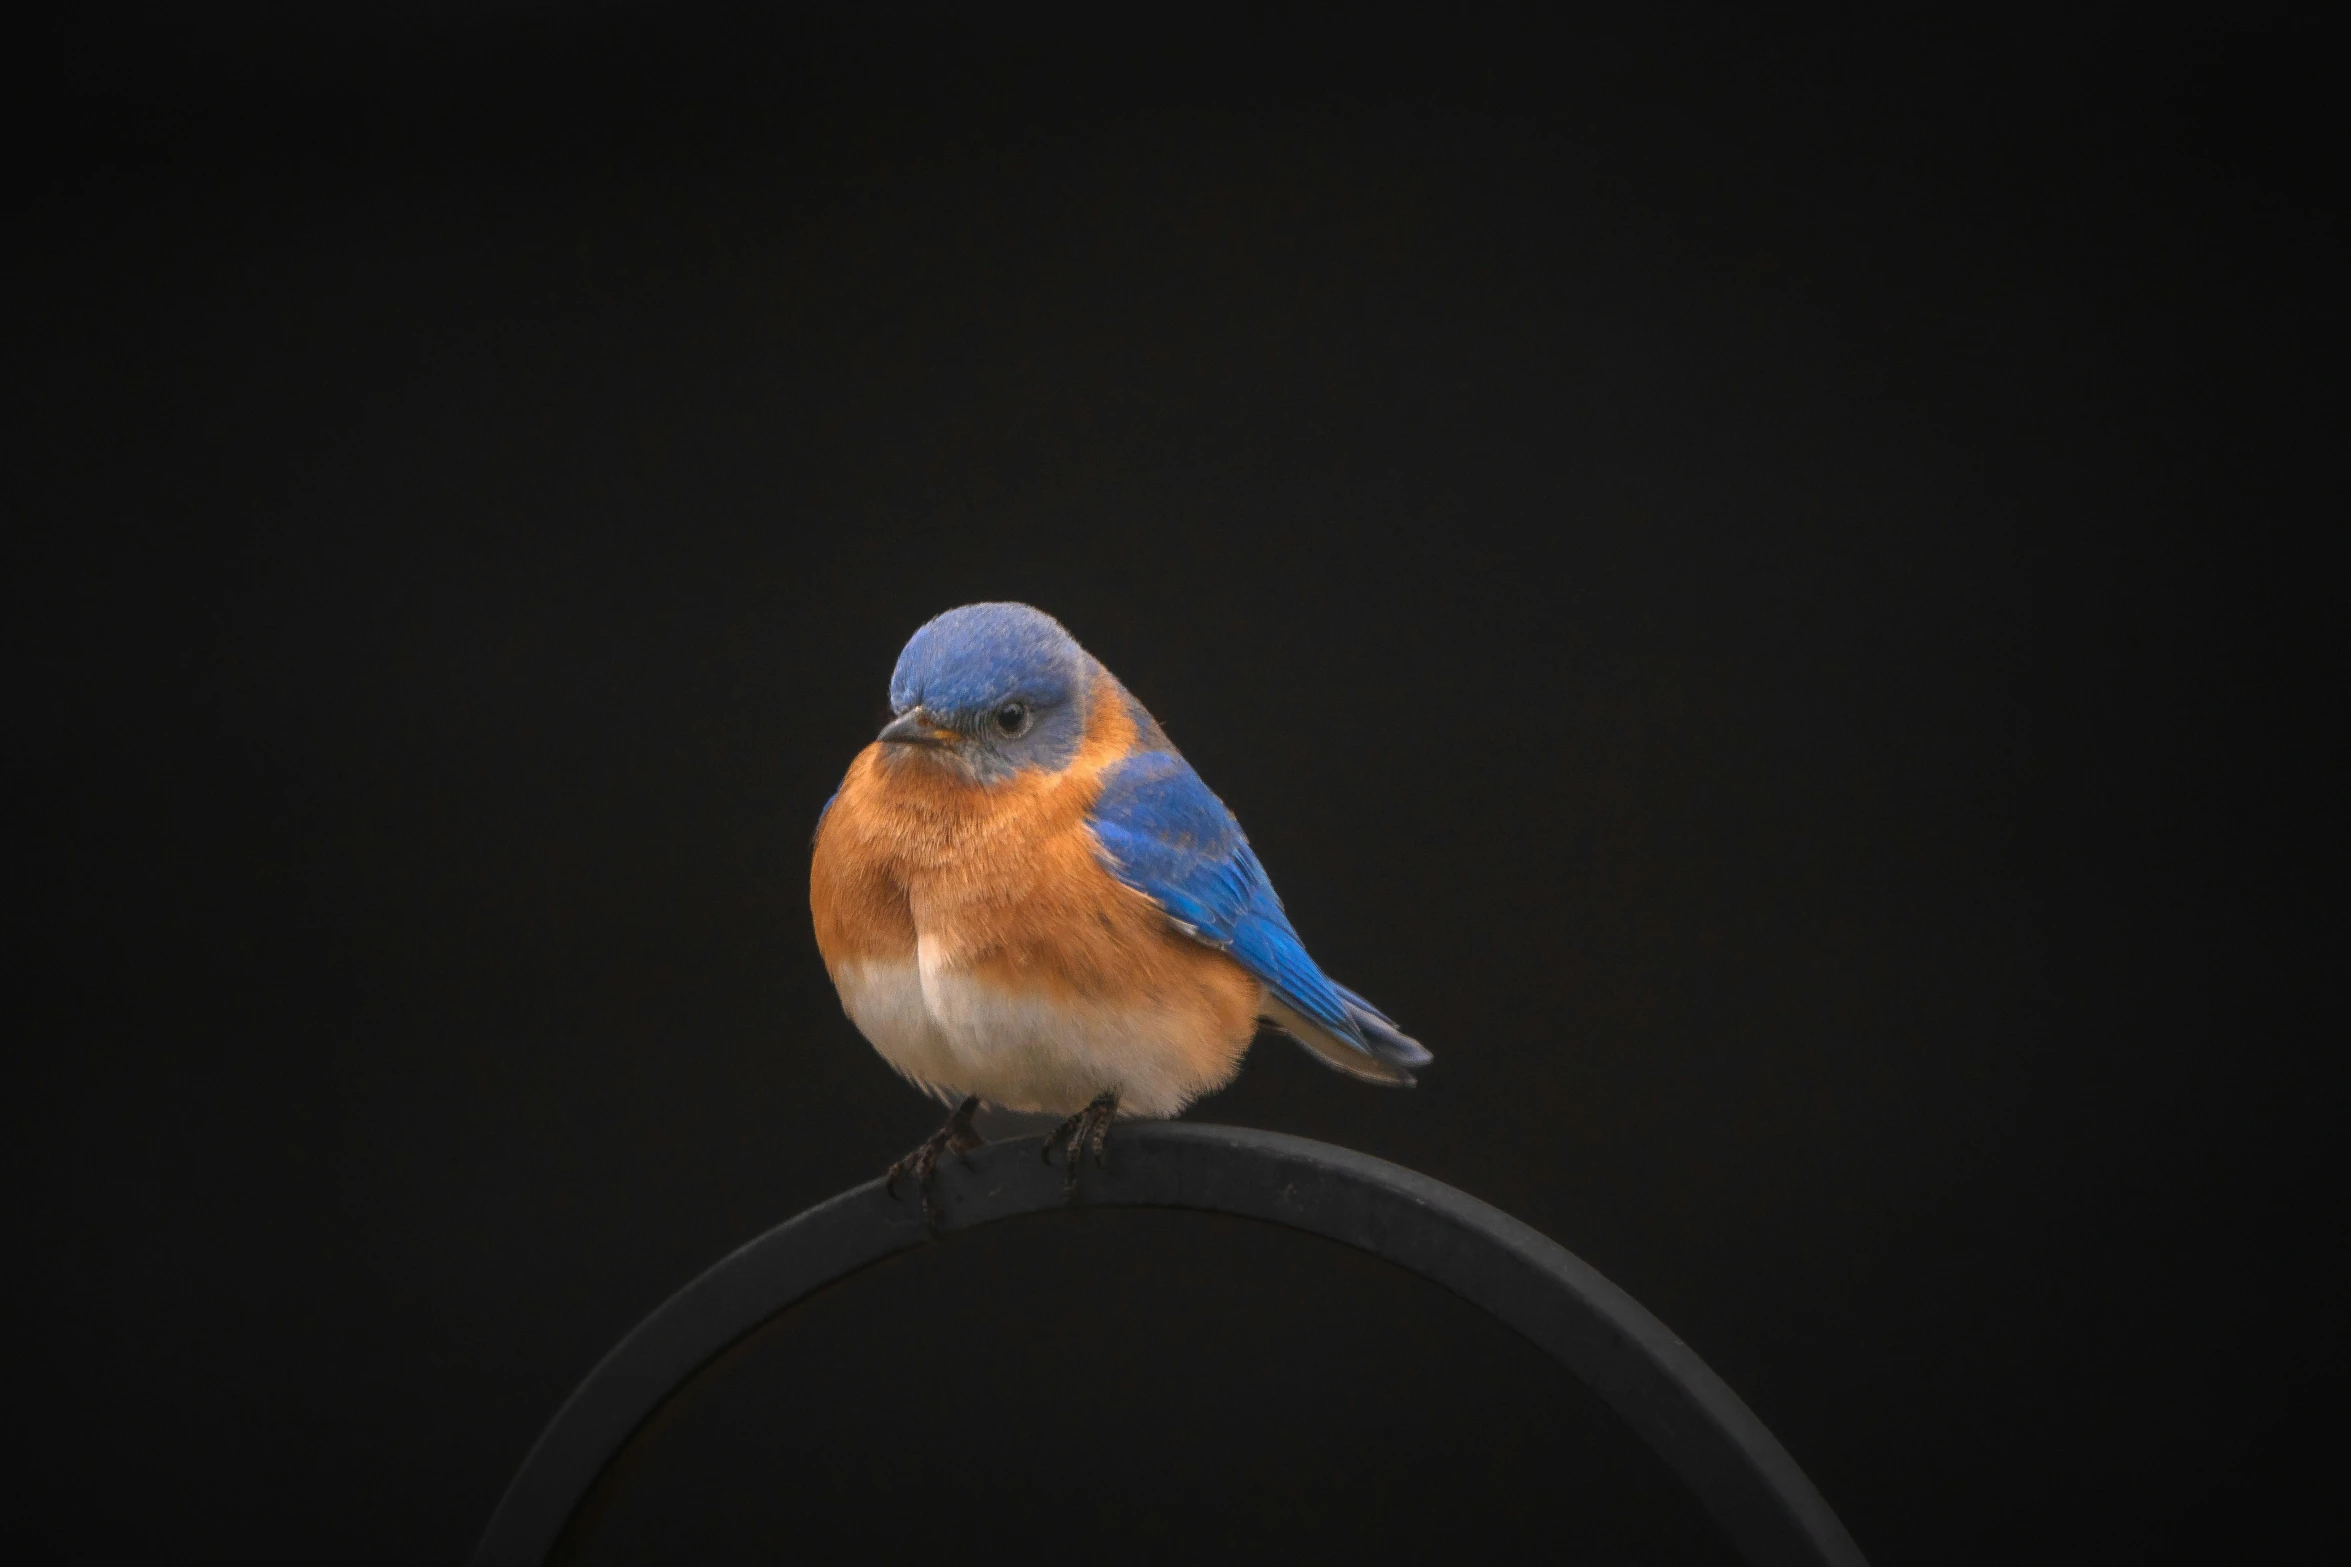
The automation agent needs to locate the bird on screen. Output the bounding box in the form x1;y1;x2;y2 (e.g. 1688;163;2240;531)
809;602;1429;1221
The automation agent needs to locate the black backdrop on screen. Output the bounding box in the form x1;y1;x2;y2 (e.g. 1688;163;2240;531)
8;7;2340;1563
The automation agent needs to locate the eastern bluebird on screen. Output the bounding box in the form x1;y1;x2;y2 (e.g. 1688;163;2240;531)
810;602;1429;1216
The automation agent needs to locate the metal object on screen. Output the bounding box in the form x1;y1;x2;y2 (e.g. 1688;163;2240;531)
475;1123;1867;1566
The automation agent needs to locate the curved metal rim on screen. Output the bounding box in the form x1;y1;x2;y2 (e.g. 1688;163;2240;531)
475;1122;1866;1567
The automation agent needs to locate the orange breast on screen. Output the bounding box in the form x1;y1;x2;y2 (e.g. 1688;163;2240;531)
808;750;920;971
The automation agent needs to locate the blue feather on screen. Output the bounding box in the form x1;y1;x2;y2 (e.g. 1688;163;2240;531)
1089;748;1428;1073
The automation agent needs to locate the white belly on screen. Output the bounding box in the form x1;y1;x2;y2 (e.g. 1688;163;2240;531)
832;955;1225;1118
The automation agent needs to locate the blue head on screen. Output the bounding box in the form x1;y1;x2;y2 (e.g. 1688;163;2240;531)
879;603;1097;782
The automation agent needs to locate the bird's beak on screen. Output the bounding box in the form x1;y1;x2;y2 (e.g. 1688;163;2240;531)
877;708;957;747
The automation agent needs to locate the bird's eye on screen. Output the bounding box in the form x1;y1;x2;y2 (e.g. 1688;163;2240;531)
994;702;1030;737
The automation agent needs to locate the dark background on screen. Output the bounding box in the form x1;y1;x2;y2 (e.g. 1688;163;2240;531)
7;4;2340;1562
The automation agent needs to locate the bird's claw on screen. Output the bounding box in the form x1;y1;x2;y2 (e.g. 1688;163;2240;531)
1042;1090;1119;1198
887;1095;984;1233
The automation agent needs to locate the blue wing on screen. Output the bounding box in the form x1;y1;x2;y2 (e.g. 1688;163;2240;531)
1088;748;1430;1081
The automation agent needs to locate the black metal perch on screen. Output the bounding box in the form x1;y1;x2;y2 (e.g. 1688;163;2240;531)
474;1123;1867;1566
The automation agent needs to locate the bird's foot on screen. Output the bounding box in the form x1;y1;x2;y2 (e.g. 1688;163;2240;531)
886;1095;984;1232
1041;1090;1119;1198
